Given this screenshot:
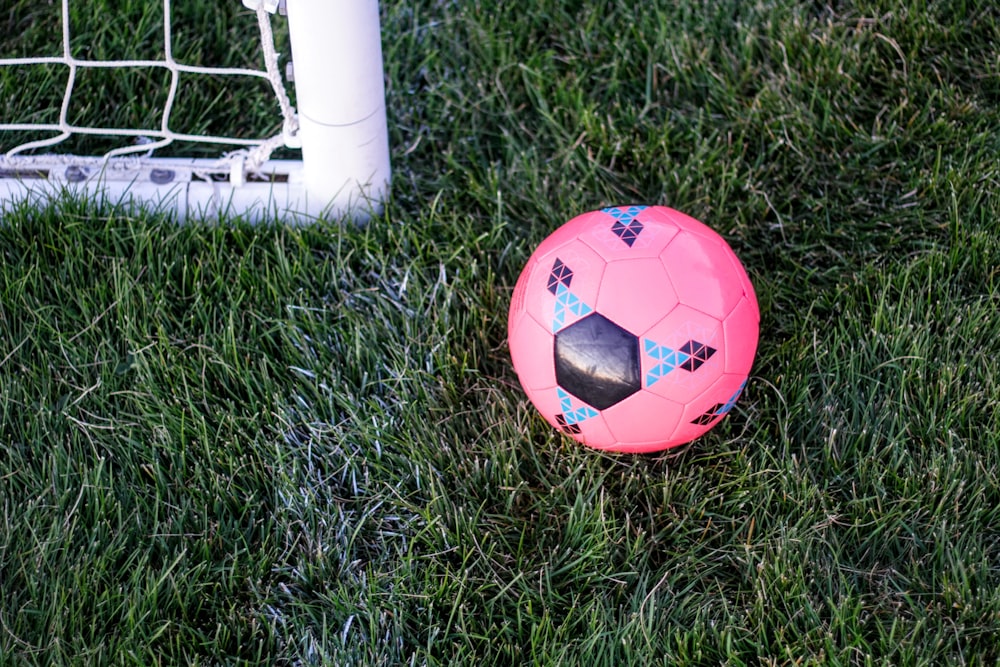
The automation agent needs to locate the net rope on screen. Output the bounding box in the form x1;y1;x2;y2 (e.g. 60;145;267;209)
0;0;299;177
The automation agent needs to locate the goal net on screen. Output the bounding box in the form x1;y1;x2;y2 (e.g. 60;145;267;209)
0;0;391;223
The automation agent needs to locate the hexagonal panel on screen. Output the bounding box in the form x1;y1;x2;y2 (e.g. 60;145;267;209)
519;386;616;446
579;207;681;260
640;305;724;404
508;312;557;394
659;230;746;319
559;407;616;447
602;391;686;452
594;257;679;337
722;295;760;375
555;312;641;410
726;246;759;315
520;239;607;333
676;373;750;442
664;207;729;243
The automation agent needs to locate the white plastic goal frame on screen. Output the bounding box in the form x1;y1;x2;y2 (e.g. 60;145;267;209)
0;0;390;223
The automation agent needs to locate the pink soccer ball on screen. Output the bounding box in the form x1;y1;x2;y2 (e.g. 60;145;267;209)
508;205;759;454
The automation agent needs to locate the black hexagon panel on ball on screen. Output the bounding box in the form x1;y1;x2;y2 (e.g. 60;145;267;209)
553;312;641;410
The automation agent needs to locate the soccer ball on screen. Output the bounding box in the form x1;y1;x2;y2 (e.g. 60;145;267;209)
507;205;759;453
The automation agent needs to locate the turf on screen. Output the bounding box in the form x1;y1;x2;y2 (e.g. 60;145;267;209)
2;0;1000;665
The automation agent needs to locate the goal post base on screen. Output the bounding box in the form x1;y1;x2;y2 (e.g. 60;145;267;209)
0;156;386;224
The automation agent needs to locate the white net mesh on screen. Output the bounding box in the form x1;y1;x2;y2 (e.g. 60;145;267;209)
0;0;297;180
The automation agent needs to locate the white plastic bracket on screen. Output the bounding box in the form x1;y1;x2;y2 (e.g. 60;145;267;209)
242;0;280;13
229;156;246;187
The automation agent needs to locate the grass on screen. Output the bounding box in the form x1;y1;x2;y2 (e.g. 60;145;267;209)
2;0;1000;664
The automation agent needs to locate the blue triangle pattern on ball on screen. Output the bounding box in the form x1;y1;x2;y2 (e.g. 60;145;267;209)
602;205;647;221
557;388;599;425
547;257;574;294
718;380;747;414
643;339;691;386
552;283;593;332
602;205;648;247
691;379;747;425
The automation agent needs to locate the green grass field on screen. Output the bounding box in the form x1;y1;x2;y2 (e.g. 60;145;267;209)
2;0;1000;664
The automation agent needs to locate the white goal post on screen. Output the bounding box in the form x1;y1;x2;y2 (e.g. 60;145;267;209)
0;0;391;223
